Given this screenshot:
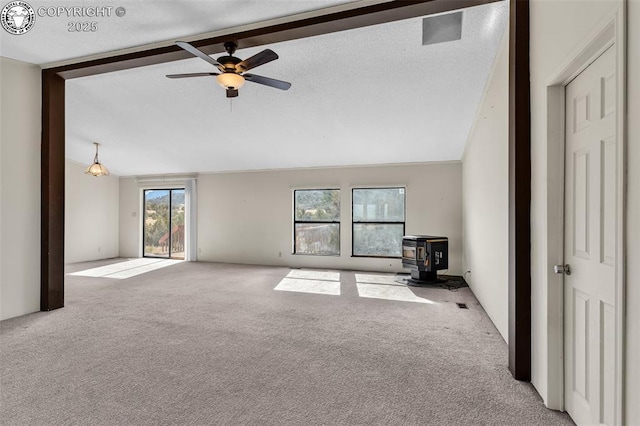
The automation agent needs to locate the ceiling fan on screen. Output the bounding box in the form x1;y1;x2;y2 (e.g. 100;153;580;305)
166;41;291;98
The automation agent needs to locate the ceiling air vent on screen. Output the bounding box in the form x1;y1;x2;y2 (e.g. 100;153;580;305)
422;11;463;46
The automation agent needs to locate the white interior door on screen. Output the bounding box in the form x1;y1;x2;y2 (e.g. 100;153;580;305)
564;45;617;426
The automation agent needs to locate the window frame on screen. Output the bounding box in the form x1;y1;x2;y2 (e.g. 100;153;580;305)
293;188;341;256
351;187;406;258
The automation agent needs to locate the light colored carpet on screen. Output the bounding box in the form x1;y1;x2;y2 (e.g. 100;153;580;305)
69;258;183;279
0;259;574;425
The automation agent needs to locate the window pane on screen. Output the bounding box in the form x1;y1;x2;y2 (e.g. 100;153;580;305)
295;223;340;255
353;224;404;257
144;190;170;258
352;188;405;222
295;190;340;222
170;189;185;259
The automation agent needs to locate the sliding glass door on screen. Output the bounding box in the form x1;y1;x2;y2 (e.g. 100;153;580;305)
143;189;185;259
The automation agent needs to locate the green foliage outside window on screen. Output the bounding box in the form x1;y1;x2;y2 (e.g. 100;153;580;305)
352;187;405;257
294;189;340;255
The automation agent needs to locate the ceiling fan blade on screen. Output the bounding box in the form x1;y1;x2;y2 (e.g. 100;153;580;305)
166;72;219;79
236;49;278;72
226;88;239;98
243;73;291;90
176;41;225;71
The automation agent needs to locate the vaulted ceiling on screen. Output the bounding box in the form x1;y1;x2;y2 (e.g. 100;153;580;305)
2;0;508;176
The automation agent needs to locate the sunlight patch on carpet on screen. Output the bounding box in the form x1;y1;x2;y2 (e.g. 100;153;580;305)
356;283;435;304
274;277;341;296
286;270;340;281
69;258;183;279
355;273;404;286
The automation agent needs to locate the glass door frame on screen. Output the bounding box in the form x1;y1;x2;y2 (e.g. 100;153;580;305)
142;188;185;260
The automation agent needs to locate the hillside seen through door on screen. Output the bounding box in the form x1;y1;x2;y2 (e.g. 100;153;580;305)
143;189;185;260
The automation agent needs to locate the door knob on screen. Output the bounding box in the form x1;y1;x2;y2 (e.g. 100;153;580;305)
554;264;571;275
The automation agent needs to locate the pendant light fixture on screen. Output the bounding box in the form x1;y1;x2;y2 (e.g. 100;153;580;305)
85;142;110;177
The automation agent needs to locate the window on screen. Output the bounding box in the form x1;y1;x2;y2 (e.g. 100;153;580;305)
352;187;405;257
294;189;340;255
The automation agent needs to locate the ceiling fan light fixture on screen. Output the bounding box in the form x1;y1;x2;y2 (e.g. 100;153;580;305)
171;42;290;97
85;142;110;177
216;72;245;90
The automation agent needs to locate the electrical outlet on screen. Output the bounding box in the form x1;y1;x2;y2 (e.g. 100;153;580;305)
278;252;282;258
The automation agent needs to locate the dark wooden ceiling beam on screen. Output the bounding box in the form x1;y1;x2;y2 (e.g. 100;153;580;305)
53;0;499;79
41;70;66;311
508;0;531;381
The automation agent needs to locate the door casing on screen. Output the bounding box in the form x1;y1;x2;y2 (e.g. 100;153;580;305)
543;7;626;422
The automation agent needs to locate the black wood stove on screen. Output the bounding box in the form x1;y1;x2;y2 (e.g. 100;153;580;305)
402;235;448;284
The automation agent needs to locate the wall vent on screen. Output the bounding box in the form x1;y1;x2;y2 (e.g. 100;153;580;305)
422;11;463;46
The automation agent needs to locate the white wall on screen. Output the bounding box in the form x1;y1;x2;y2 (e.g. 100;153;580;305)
120;163;462;274
200;163;462;273
0;58;41;320
118;177;141;258
529;0;639;422
64;159;119;263
461;31;509;342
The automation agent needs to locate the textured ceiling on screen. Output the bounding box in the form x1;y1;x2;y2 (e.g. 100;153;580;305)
61;1;508;176
0;0;359;65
